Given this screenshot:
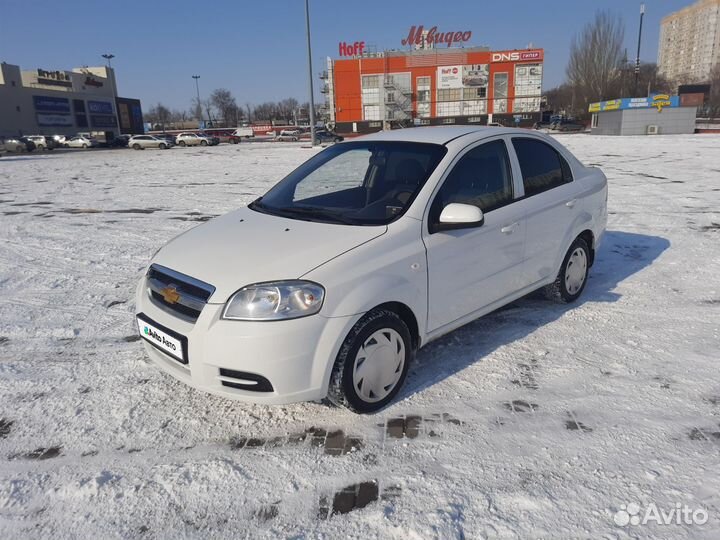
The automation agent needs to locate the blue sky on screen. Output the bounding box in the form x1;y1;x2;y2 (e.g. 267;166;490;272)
0;0;693;112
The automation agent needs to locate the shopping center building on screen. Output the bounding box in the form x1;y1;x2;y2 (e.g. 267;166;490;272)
322;26;544;134
0;61;143;139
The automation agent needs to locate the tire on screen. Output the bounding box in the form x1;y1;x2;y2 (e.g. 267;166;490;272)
232;139;238;144
82;144;88;149
37;144;44;151
133;144;141;150
179;141;186;147
200;140;208;146
159;143;166;150
543;237;590;303
327;308;414;414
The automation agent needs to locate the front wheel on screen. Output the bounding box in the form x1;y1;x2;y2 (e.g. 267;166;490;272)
82;144;88;149
133;144;141;150
179;141;186;147
543;237;590;303
200;140;208;146
159;143;166;150
328;309;413;414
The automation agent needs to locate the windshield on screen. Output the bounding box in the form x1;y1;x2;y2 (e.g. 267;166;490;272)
250;141;447;226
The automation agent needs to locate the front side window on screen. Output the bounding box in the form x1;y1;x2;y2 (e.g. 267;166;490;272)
429;140;514;226
512;138;572;197
251;141;447;226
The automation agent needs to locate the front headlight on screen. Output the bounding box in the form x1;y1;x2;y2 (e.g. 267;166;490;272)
222;280;325;321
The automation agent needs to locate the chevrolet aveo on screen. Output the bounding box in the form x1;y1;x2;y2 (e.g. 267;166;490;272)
136;127;607;413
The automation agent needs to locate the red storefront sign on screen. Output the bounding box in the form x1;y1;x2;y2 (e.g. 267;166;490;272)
401;25;472;48
338;41;366;57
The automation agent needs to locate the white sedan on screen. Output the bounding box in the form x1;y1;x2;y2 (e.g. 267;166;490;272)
136;126;608;413
64;136;98;149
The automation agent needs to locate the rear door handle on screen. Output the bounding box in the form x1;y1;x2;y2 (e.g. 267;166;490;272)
565;199;577;208
501;222;519;234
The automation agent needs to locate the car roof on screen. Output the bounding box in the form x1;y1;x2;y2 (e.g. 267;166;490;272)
353;126;536;145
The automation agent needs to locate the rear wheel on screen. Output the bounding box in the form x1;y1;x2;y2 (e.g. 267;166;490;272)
159;143;166;150
179;141;186;147
133;144;141;150
200;140;208;146
37;144;44;151
82;144;88;149
543;237;590;303
328;309;413;414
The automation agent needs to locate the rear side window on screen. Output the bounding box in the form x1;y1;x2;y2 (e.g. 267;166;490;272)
512;138;573;197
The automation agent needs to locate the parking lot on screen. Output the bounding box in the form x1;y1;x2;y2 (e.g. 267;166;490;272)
0;135;719;538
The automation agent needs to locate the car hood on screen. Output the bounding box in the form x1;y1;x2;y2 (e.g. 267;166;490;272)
152;206;387;303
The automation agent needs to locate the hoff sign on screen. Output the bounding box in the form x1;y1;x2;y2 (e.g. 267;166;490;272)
492;50;543;62
339;41;365;57
402;25;472;48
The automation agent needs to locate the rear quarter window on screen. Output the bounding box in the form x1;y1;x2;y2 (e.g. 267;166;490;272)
512;138;573;197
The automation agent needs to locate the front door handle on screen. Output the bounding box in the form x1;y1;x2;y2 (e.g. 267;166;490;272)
501;222;519;234
565;199;577;208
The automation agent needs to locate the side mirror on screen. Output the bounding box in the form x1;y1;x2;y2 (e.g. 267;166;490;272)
435;203;484;232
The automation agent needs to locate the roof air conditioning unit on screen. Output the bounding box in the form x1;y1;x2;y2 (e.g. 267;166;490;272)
647;125;660;135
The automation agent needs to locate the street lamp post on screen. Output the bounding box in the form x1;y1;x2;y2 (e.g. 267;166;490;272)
634;3;645;97
304;0;317;146
192;75;202;127
101;53;121;138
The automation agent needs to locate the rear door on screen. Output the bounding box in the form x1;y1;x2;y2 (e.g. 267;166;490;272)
509;137;581;286
423;137;526;332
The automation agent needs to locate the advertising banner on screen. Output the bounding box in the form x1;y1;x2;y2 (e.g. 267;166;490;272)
588;95;681;113
88;101;114;114
37;113;74;127
462;65;489;87
33;95;71;114
90;115;118;128
437;66;463;89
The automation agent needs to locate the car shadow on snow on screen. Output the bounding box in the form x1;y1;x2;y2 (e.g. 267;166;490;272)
399;230;670;401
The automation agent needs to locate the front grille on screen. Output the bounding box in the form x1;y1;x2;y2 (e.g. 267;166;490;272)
219;368;274;393
146;264;215;321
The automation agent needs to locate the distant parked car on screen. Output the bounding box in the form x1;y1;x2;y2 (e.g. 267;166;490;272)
533;121;554;130
3;136;36;152
111;135;131;147
314;129;344;143
175;132;213;147
198;132;220;146
276;130;300;142
551;120;585;132
229;127;255;143
129;135;173;150
26;135;57;150
153;134;176;146
65;136;98;149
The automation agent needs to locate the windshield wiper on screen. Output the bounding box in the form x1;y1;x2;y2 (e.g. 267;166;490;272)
275;206;358;225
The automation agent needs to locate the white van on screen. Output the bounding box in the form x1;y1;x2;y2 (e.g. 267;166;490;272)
232;127;254;139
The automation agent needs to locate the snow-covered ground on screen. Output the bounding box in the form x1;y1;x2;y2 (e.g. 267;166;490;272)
0;135;719;539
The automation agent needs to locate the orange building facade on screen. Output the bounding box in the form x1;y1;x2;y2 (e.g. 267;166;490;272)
324;46;544;134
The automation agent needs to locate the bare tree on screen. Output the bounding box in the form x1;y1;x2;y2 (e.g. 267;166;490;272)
567;11;625;107
145;103;171;130
612;62;674;98
544;83;576;116
210;88;243;127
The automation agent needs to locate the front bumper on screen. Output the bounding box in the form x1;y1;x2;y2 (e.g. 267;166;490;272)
135;278;358;405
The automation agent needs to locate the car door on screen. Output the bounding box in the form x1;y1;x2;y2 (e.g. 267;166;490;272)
423;137;526;332
508;137;581;286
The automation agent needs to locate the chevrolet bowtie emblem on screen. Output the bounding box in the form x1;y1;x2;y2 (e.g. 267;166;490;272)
160;285;181;304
